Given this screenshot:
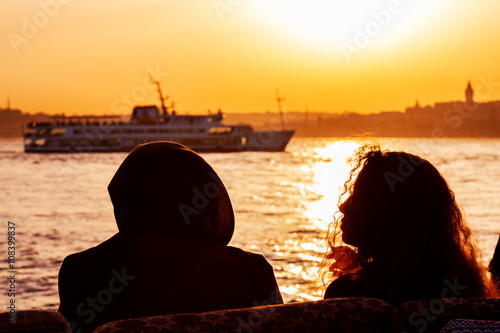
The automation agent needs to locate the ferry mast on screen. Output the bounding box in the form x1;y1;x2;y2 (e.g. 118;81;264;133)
276;88;285;130
150;75;168;115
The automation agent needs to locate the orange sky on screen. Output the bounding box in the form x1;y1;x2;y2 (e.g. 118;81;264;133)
2;1;500;116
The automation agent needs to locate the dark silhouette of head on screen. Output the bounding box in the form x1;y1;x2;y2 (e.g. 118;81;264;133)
325;145;496;303
339;146;455;256
108;141;234;245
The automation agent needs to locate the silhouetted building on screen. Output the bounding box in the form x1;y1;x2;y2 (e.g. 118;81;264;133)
466;81;474;104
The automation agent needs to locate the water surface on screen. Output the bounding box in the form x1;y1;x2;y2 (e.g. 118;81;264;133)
1;137;499;309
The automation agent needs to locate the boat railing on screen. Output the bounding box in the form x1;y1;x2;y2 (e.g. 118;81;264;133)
27;115;127;128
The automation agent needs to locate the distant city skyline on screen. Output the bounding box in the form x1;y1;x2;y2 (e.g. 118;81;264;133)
3;80;493;116
2;1;500;116
2;79;500;139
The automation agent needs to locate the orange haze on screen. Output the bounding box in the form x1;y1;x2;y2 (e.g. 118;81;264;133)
2;1;500;116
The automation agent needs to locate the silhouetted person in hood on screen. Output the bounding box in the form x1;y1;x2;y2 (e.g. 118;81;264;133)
58;141;282;333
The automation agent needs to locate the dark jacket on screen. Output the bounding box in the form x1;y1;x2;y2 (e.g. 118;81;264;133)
59;233;281;333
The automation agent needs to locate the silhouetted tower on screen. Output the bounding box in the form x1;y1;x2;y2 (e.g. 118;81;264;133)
6;96;10;110
465;81;473;104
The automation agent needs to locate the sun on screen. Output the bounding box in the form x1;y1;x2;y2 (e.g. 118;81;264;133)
249;1;361;45
247;0;454;51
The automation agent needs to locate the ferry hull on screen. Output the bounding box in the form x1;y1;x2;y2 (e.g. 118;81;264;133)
243;130;295;152
24;140;246;153
25;138;293;153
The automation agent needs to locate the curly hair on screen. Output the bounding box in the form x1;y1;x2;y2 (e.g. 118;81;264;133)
322;144;497;304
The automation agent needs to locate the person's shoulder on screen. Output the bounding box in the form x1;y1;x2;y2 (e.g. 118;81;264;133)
225;246;272;266
60;233;127;271
324;273;359;299
60;245;93;272
225;246;283;304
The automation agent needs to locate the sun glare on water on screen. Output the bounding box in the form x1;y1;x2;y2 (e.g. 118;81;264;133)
303;141;361;231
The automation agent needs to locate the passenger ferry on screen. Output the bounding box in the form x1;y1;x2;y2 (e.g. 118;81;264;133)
23;105;294;153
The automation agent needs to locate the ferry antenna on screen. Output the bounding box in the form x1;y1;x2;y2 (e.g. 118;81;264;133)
276;88;285;130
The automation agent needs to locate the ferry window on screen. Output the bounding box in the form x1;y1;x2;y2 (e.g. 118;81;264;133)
209;127;232;135
38;128;49;136
34;138;47;146
74;129;82;134
135;129;145;134
184;129;194;133
159;129;170;133
147;129;157;133
24;130;35;137
49;128;66;137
